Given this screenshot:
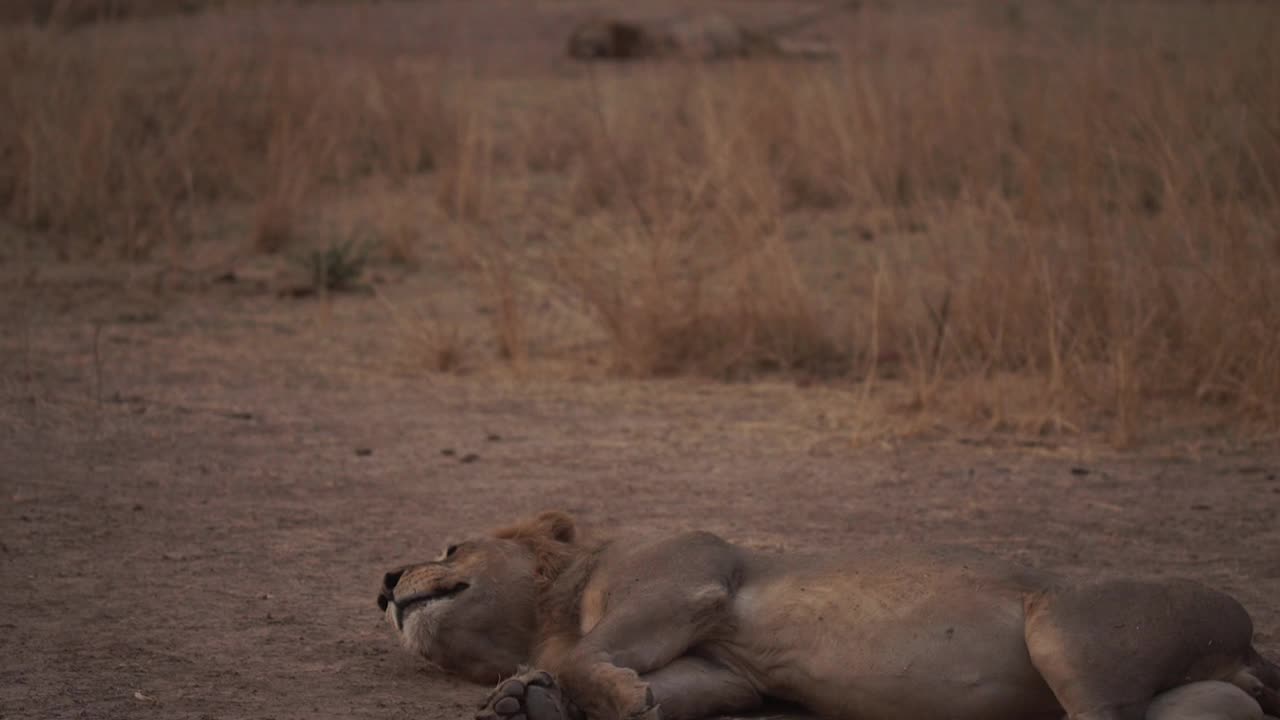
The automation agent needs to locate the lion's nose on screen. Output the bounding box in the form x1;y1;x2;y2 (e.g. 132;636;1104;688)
377;569;404;611
383;570;404;591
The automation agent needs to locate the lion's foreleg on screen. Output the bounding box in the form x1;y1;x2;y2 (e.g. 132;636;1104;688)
555;583;734;720
641;656;761;720
475;657;760;720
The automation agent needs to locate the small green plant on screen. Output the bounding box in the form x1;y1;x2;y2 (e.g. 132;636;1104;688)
304;239;369;293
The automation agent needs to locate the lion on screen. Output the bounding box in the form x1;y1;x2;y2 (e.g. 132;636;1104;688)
376;511;1280;720
566;13;838;62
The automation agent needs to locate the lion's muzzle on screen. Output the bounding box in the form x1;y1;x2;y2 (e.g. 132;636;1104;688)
376;565;470;632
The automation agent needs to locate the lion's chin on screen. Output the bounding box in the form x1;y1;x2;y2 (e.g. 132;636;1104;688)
390;594;460;658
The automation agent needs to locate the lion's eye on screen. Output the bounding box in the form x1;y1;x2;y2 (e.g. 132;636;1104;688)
445;544;459;558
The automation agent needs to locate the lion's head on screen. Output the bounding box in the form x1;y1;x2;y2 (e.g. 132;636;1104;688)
376;511;578;684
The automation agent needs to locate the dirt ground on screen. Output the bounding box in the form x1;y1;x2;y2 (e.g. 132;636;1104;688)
1;262;1277;720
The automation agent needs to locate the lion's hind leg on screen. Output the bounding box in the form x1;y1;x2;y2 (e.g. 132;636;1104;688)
1146;681;1267;720
1241;649;1280;716
1023;580;1257;720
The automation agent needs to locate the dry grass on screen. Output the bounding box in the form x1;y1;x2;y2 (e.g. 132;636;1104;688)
0;0;310;27
4;0;1280;442
0;15;458;257
379;293;467;375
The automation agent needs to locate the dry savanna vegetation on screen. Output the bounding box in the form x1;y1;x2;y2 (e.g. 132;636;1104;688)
3;0;1279;446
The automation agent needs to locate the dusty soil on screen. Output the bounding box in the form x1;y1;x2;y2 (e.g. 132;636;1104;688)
2;264;1278;720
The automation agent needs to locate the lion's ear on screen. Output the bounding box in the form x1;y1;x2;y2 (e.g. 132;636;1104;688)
493;511;578;582
494;510;577;545
531;511;576;544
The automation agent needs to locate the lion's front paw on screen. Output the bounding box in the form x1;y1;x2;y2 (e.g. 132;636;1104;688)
477;670;577;720
605;670;660;720
627;687;661;720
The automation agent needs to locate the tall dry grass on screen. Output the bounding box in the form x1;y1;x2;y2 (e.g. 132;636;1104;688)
529;3;1280;439
0;16;458;257
0;0;305;27
4;0;1279;439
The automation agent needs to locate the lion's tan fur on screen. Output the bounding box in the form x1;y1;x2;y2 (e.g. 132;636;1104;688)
492;511;581;586
379;512;1280;720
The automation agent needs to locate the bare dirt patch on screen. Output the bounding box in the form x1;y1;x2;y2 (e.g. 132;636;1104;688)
2;273;1278;719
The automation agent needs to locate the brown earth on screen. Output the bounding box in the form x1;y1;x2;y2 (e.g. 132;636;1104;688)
2;265;1279;720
